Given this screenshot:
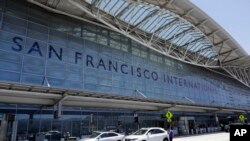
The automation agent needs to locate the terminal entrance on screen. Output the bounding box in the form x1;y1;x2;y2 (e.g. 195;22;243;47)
0;104;228;141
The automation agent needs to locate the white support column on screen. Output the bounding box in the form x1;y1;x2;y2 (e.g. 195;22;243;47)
53;94;68;119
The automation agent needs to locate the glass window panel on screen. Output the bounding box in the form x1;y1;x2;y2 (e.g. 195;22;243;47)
72;27;81;37
68;35;84;50
132;47;140;56
0;0;4;11
49;29;67;47
27;22;48;41
5;0;28;19
157;56;163;63
150;54;157;62
82;26;96;42
3;14;27;35
112;80;125;88
97;35;108;46
0;70;20;82
50;17;73;33
0;31;25;44
0;41;24;53
22;56;45;75
97;70;112;79
28;8;49;26
110;40;120;50
0;50;22;62
85;83;97;91
47;77;65;87
66;65;83;82
85;68;98;76
0;59;21;72
20;74;44;85
64;80;83;89
97;85;112;92
110;31;120;40
27;28;48;42
141;50;147;58
98;79;112;86
46;61;66;79
84;40;99;53
85;75;98;84
2;22;26;36
96;28;108;35
121;44;128;52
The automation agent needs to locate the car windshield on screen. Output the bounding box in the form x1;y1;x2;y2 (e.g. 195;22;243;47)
133;129;148;135
89;132;101;138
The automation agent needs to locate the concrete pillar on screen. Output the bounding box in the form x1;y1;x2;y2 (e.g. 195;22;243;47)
11;121;18;141
0;115;7;141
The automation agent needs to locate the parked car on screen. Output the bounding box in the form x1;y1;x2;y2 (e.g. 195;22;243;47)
124;127;169;141
79;131;125;141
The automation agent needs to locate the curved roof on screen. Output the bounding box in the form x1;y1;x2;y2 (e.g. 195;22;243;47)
27;0;250;88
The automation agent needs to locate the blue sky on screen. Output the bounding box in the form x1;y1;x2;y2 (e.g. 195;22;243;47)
191;0;250;55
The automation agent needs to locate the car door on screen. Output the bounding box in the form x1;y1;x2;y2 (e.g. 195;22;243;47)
148;129;165;141
99;133;118;141
108;133;121;140
99;133;110;141
153;129;167;141
147;129;158;141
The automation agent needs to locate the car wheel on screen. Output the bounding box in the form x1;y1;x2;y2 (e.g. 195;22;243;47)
163;138;169;141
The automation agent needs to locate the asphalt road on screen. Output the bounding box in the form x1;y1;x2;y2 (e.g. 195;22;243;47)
174;132;229;141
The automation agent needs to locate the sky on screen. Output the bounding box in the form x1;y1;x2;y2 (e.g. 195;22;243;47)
191;0;250;55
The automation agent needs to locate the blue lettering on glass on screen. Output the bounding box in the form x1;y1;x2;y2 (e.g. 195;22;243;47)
49;45;63;61
75;52;82;64
109;60;118;72
28;42;43;56
131;66;134;76
12;36;23;52
97;59;106;70
137;67;142;78
121;64;128;74
143;69;150;79
152;72;158;81
86;55;94;67
10;36;218;93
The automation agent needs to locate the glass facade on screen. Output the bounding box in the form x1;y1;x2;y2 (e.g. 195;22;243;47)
0;0;250;140
0;104;224;140
0;0;250;109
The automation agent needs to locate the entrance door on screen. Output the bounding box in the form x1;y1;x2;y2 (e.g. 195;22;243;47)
178;117;195;135
188;120;195;134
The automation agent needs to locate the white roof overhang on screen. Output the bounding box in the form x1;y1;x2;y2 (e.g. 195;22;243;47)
0;82;249;113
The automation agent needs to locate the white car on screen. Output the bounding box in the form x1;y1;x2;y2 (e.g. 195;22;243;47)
124;127;169;141
79;131;125;141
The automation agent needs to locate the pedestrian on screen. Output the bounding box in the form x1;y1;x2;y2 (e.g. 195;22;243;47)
168;128;174;141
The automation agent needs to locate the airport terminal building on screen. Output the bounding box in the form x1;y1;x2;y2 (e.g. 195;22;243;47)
0;0;250;140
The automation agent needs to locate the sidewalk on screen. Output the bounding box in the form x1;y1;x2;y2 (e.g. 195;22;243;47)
175;131;224;138
174;132;229;141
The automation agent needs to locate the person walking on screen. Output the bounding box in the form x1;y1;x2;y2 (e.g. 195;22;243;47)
168;128;174;141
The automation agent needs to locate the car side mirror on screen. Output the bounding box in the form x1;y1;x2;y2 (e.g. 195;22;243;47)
147;132;152;136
